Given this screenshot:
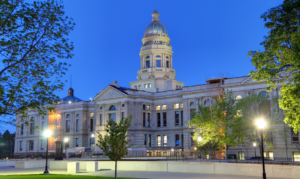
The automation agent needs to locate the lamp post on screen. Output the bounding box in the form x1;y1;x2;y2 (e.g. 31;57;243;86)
253;142;257;158
43;130;52;175
64;138;69;159
256;119;267;179
91;133;95;157
198;137;202;159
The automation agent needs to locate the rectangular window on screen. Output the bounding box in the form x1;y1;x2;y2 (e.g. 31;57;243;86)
109;113;116;122
180;103;183;108
157;113;161;127
21;124;24;135
175;111;179;126
148;83;151;88
30;123;35;134
147;105;150;110
65;140;69;148
156;60;161;67
100;114;102;126
122;112;125;121
238;152;245;160
182;134;184;147
90;119;93;131
90;138;94;146
144;84;147;88
163;112;167;127
191;132;195;146
156;105;161;110
146;60;150;68
157;135;161;147
162;105;167;110
293;152;300;161
147;113;150;127
41;140;44;150
291;128;299;144
166;61;169;68
41;121;44;131
138;85;141;89
144;134;147;145
143;104;146;110
66;120;70;132
190;109;196;120
76;119;79;132
269;152;274;160
76;138;79;147
29;140;34;150
19;141;23;151
181;111;183;126
143;112;146;127
148;134;151;147
174;103;179;109
90;112;94;117
175;134;180;146
163;135;167;147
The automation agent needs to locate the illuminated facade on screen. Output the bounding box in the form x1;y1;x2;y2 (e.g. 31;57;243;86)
14;8;300;160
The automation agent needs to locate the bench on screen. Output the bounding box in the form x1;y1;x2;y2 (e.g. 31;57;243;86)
67;162;79;174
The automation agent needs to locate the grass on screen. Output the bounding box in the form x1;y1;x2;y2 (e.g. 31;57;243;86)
2;175;142;179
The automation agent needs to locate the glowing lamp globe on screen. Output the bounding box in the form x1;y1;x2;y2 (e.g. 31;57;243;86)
256;119;266;129
198;137;202;142
43;130;52;138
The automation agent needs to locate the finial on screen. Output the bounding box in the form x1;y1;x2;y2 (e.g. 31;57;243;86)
153;6;159;14
152;6;160;21
70;75;72;88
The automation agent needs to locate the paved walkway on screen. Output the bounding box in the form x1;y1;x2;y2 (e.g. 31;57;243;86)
0;166;283;179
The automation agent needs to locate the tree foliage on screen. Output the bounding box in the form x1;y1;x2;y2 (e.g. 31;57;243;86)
247;0;300;132
96;116;132;179
0;0;74;125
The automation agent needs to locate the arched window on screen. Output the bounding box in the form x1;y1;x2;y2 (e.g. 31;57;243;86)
66;114;70;118
146;56;150;59
30;117;35;121
156;55;161;58
100;106;102;110
109;105;116;110
204;99;213;105
259;91;269;98
236;95;242;100
76;114;79;118
190;102;194;106
122;104;125;107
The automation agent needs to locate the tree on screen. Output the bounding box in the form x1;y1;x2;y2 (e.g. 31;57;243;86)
96;116;132;179
2;130;14;156
247;0;300;132
0;0;74;125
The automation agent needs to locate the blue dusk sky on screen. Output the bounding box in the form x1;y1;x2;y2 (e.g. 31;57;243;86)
2;0;283;133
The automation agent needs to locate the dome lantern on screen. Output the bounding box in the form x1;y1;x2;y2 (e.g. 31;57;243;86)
144;7;168;38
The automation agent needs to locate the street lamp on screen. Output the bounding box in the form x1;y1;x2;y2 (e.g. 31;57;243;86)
198;137;202;142
91;134;95;156
64;138;69;159
253;142;257;158
43;130;52;175
256;119;267;179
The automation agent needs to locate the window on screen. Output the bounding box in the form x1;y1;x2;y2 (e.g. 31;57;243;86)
90;112;94;117
156;55;161;58
90;119;93;131
157;113;161;127
175;134;180;147
42;116;44;120
138;85;141;89
190;102;194;106
76;138;79;147
76;114;79;117
143;112;146;127
238;152;245;160
66;120;70;132
166;61;169;68
163;112;167;127
41;121;44;131
156;60;161;67
100;114;102;126
236;95;242;100
109;105;116;110
144;134;147;145
90;138;94;146
66;114;70;118
29;140;34;150
148;83;151;88
174;103;179;109
204;99;213;105
259;91;269;98
190;109;196;120
148;135;151;147
146;60;150;68
109;113;116;122
21;124;24;135
269;152;274;160
291;128;299;144
191;132;195;146
76;119;79;132
30;123;35;134
147;105;150;110
156;105;161;110
144;84;148;88
121;112;125;121
180;103;183;108
100;106;102;110
175;111;179;126
146;56;150;59
41;140;44;150
181;111;183;126
162;105;167;110
293;152;300;161
157;135;161;146
147;113;150;127
181;134;184;147
19;141;23;151
163;135;167;147
176;85;178;89
65;140;69;148
122;104;125;107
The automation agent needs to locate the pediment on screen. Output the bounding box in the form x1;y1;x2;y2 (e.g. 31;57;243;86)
241;76;254;84
94;86;126;100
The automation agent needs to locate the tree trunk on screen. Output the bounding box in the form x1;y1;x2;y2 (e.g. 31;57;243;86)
115;160;117;179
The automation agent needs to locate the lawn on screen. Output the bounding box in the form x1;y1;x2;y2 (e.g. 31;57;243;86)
2;175;142;179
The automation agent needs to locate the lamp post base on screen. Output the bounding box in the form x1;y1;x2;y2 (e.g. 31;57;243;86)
262;172;266;179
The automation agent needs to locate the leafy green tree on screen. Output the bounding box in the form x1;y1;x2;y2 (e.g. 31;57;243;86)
248;0;300;132
0;0;74;125
96;116;133;179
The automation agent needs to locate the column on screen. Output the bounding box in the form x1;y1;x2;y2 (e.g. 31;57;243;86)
162;53;164;67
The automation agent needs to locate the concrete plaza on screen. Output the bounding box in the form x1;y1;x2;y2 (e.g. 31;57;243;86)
0;166;283;179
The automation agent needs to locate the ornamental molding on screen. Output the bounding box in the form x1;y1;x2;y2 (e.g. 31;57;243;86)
94;86;127;101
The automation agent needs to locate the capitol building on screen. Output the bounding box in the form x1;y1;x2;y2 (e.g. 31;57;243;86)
14;8;300;160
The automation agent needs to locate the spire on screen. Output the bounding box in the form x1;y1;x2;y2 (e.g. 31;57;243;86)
152;6;160;21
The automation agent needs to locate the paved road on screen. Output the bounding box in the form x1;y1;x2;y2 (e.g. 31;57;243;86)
0;166;283;179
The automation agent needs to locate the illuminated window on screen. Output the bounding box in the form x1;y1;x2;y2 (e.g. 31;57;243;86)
157;135;161;146
109;105;116;110
259;91;269;97
236;95;242;100
162;105;167;110
90;112;94;117
147;105;150;110
238;152;245;160
174;103;179;109
163;135;167;146
180;103;183;108
156;105;161;110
